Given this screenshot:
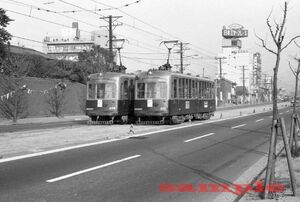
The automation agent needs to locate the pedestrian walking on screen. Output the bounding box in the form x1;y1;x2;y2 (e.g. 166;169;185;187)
128;124;135;134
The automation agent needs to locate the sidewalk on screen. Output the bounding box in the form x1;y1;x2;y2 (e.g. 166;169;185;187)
0;102;289;126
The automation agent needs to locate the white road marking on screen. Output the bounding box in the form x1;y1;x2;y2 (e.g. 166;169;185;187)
0;139;120;164
286;110;289;113
255;119;264;122
279;113;283;115
231;124;246;129
46;155;141;183
184;133;215;143
0;106;287;164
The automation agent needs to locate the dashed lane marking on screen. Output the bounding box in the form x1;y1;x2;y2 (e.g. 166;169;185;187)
231;124;246;129
46;155;141;183
184;133;215;143
255;119;264;122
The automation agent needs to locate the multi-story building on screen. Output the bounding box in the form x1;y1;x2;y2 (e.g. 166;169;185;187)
217;24;254;104
43;22;109;61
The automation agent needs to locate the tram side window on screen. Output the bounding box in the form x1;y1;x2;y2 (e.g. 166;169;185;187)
212;83;215;98
196;81;199;98
192;80;195;98
184;79;188;98
203;82;207;98
179;78;183;98
188;79;191;98
137;83;145;98
199;81;203;98
207;82;211;99
173;79;177;98
88;83;96;99
123;80;129;99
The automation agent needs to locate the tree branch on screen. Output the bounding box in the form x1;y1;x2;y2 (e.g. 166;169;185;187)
255;32;276;55
282;35;300;51
289;61;296;76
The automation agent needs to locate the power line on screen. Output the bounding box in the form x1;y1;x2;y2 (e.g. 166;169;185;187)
89;0;217;57
4;0;102;30
58;0;216;59
5;9;107;38
60;0;143;13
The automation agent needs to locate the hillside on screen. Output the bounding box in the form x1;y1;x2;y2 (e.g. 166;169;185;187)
0;77;86;118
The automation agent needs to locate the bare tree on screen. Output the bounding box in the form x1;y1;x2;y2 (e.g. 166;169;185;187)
256;1;300;198
256;1;300;120
0;53;32;122
0;75;28;122
45;82;67;117
288;57;300;114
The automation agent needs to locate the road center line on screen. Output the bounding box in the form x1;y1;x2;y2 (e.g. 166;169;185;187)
184;133;215;143
231;124;246;129
279;112;283;115
46;155;141;183
255;119;264;122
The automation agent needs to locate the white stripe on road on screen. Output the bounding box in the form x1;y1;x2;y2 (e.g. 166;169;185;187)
279;113;283;115
231;124;246;129
46;155;141;183
255;119;264;122
0;106;285;164
184;133;215;143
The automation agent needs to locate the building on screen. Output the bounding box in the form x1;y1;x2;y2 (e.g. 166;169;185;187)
253;53;262;87
217;24;257;104
43;22;109;61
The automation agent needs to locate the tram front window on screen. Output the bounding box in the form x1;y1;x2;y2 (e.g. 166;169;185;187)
88;83;96;99
146;82;167;99
96;83;116;99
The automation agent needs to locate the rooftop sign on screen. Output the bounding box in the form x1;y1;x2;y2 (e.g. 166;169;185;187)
222;24;248;38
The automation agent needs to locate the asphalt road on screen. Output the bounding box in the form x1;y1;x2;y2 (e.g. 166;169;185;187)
0;107;293;202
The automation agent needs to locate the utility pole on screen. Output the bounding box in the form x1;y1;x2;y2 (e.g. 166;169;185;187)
100;15;123;65
242;65;246;104
215;56;226;79
177;42;189;73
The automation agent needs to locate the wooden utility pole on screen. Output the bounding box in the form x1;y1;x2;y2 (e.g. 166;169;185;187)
100;15;123;65
215;56;226;79
242;65;246;104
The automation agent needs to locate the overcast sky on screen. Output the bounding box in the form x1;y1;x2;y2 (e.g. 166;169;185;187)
1;0;300;92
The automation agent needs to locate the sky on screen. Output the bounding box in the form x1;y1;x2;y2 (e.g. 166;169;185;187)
1;0;300;92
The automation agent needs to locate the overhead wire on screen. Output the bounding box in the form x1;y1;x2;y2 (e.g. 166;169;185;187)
89;0;218;57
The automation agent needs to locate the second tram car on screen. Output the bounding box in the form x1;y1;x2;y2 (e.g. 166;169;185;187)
134;70;216;124
86;72;136;124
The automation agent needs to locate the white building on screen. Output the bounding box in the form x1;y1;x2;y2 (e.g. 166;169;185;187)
43;22;109;61
217;24;257;103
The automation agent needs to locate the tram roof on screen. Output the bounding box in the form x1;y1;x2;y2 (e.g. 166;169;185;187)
88;72;135;80
137;70;214;82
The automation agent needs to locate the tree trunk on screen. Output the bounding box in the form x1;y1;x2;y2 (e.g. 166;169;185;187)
272;53;280;121
293;72;299;114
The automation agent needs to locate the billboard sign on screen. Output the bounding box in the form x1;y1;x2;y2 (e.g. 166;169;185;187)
222;24;248;38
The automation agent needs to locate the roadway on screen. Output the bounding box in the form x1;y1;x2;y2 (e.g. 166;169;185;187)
0;107;293;202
